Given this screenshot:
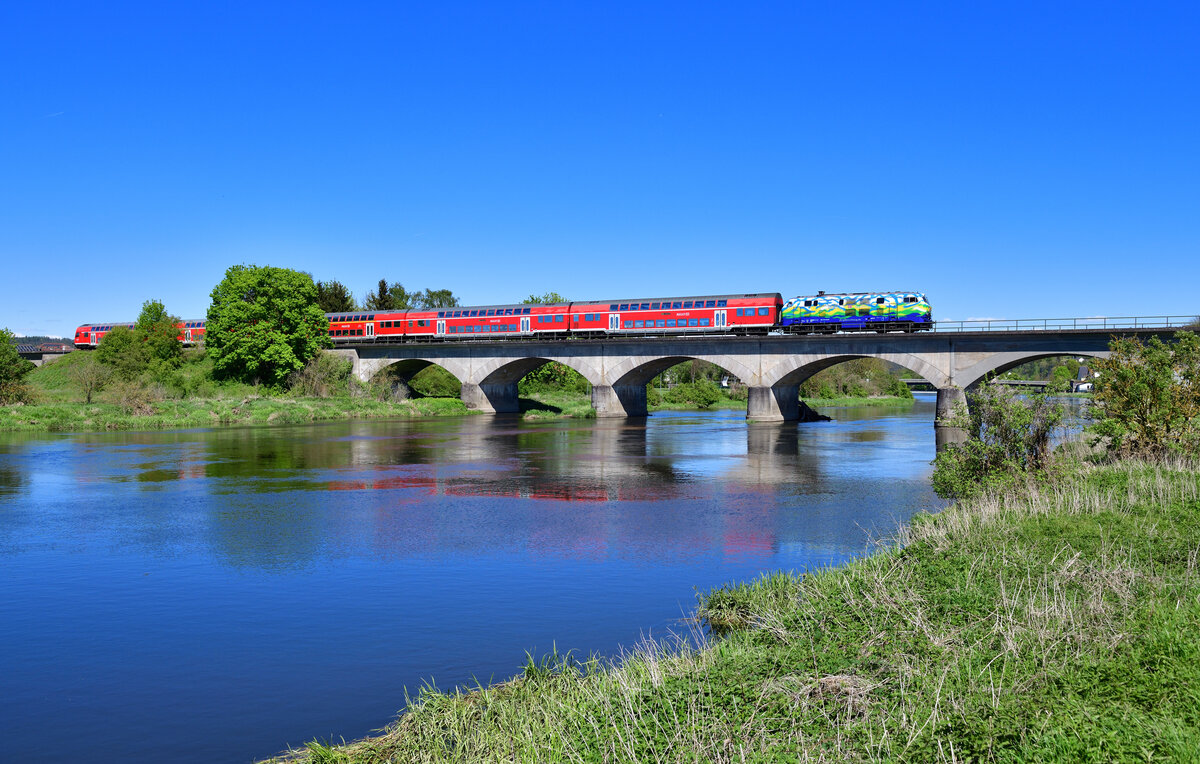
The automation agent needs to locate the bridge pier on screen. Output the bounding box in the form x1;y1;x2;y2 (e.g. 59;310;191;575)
747;385;800;421
591;384;648;418
935;386;969;451
461;382;520;414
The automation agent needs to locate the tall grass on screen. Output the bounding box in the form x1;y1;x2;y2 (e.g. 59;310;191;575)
261;460;1200;763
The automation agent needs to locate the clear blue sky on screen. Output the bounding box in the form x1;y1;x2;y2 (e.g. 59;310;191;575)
3;1;1197;337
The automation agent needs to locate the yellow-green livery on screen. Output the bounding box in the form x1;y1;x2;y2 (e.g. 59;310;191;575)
781;291;932;332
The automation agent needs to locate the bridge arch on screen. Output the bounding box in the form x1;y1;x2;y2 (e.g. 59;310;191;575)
465;356;605;414
957;351;1109;390
763;351;949;389
591;354;760;418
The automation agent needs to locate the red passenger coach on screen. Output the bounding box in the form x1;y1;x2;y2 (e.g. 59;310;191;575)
74;322;135;348
569;293;782;336
436;303;568;339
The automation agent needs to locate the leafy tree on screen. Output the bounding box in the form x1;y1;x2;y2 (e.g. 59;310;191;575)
315;280;357;312
1091;332;1200;457
206;265;332;387
95;326;150;376
932;385;1063;499
364;278;396;311
70;353;113;404
0;328;36;404
1047;364;1075;393
414;288;460;309
387;283;416;310
524;292;569;304
135;299;183;368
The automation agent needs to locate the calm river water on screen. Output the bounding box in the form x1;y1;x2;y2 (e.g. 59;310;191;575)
1;394;945;763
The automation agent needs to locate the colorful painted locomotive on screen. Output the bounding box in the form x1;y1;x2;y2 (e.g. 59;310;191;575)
73;290;931;348
781;291;932;333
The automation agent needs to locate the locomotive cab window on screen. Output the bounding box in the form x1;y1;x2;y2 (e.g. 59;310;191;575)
876;298;885;304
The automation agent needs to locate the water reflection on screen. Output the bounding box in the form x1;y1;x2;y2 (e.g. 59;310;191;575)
0;401;944;764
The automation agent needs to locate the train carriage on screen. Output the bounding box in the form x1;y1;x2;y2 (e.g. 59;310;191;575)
570;293;782;336
435;302;570;339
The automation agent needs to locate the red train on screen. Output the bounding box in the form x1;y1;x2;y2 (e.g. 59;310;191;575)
73;293;781;348
73;319;208;348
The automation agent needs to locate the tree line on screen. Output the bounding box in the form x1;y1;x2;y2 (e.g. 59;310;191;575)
314;277;462;313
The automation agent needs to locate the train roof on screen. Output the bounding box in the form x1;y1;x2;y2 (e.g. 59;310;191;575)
572;293;782;307
786;291;926;298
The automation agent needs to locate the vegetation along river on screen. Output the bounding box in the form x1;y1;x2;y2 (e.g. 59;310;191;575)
0;394;949;763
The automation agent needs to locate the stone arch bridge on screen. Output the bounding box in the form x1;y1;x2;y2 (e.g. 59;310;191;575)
330;328;1175;422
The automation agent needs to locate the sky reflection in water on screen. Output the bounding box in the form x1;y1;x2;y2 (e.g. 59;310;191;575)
0;396;944;763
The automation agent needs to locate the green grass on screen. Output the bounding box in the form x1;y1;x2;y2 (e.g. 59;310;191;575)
519;391;597;420
0;395;472;432
260;459;1200;763
804;395;917;408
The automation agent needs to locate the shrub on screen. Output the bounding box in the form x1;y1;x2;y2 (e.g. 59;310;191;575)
1090;331;1200;458
288;353;353;398
662;380;721;409
0;328;35;404
932;385;1063;499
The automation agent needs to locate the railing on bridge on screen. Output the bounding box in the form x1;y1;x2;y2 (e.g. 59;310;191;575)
931;316;1196;333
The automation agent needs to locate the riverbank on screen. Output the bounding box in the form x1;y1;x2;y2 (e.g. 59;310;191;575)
0;396;471;432
264;458;1200;762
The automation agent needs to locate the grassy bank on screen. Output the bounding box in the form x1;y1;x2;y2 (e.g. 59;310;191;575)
0;396;470;432
804;395;917;408
263;459;1200;763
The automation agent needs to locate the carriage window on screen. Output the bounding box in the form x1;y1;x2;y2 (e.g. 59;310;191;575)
634;321;644;328
717;300;727;307
705;300;716;308
623;321;633;328
555;315;563;322
682;301;693;308
656;320;666;327
876;298;885;304
736;308;744;316
666;320;677;327
671;302;681;308
651;303;660;309
688;319;699;326
610;304;619;310
700;319;710;326
758;308;770;316
640;303;649;310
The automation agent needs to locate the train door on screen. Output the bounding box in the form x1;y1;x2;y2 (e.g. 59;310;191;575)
609;313;620;332
184;329;192;343
520;316;530;333
365;322;374;338
436;320;445;336
715;310;726;328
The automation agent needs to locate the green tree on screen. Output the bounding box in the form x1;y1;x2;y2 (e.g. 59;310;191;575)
524;292;569;304
415;288;460;309
1047;364;1075;393
315;280;357;312
364;278;395;311
135;299;183;368
1091;332;1200;457
932;385;1063;499
206;265;332;387
0;328;36;404
94;326;150;377
387;283;416;310
70;353;112;404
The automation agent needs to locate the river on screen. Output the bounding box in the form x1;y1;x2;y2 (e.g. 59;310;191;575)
0;394;946;763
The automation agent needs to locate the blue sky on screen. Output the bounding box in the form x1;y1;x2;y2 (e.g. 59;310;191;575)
2;1;1197;337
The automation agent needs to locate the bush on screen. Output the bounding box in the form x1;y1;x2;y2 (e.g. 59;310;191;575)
0;328;35;404
95;326;150;377
288;353;353;398
932;385;1063;499
661;380;721;409
1091;331;1200;458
